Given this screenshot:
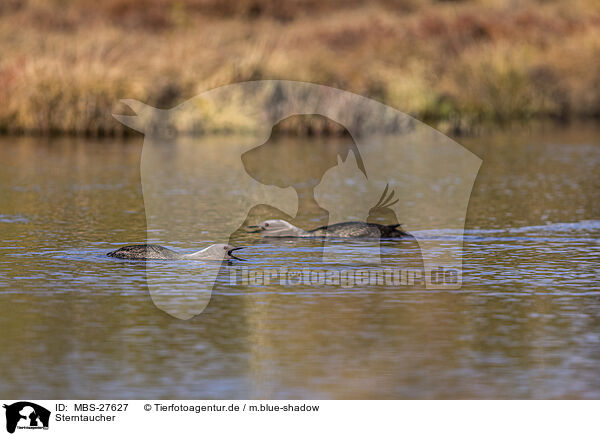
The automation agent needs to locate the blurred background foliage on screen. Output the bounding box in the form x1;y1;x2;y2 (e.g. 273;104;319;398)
1;0;599;135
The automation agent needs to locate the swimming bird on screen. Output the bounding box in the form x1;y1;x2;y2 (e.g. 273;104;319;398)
247;219;412;238
107;244;246;261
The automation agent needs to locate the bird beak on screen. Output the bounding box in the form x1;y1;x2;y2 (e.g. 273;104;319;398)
246;225;261;233
227;247;246;261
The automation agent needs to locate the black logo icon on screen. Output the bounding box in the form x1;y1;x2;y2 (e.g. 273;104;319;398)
3;402;50;434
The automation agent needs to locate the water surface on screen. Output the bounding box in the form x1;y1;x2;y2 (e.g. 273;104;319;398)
0;124;599;398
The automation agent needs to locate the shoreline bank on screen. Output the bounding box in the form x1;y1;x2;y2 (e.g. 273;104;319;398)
1;0;599;136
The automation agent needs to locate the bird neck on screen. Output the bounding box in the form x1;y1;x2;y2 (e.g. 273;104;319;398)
183;247;224;260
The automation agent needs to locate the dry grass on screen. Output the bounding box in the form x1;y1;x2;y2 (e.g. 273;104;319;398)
1;0;600;135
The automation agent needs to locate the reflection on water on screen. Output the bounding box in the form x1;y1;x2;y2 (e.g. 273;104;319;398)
0;124;599;399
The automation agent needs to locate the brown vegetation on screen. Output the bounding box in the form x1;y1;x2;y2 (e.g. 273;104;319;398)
1;0;599;135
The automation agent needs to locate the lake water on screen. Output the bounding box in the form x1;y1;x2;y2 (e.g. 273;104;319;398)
0;123;599;399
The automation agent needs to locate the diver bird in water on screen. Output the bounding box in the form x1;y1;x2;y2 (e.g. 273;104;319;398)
248;184;412;239
107;244;246;261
